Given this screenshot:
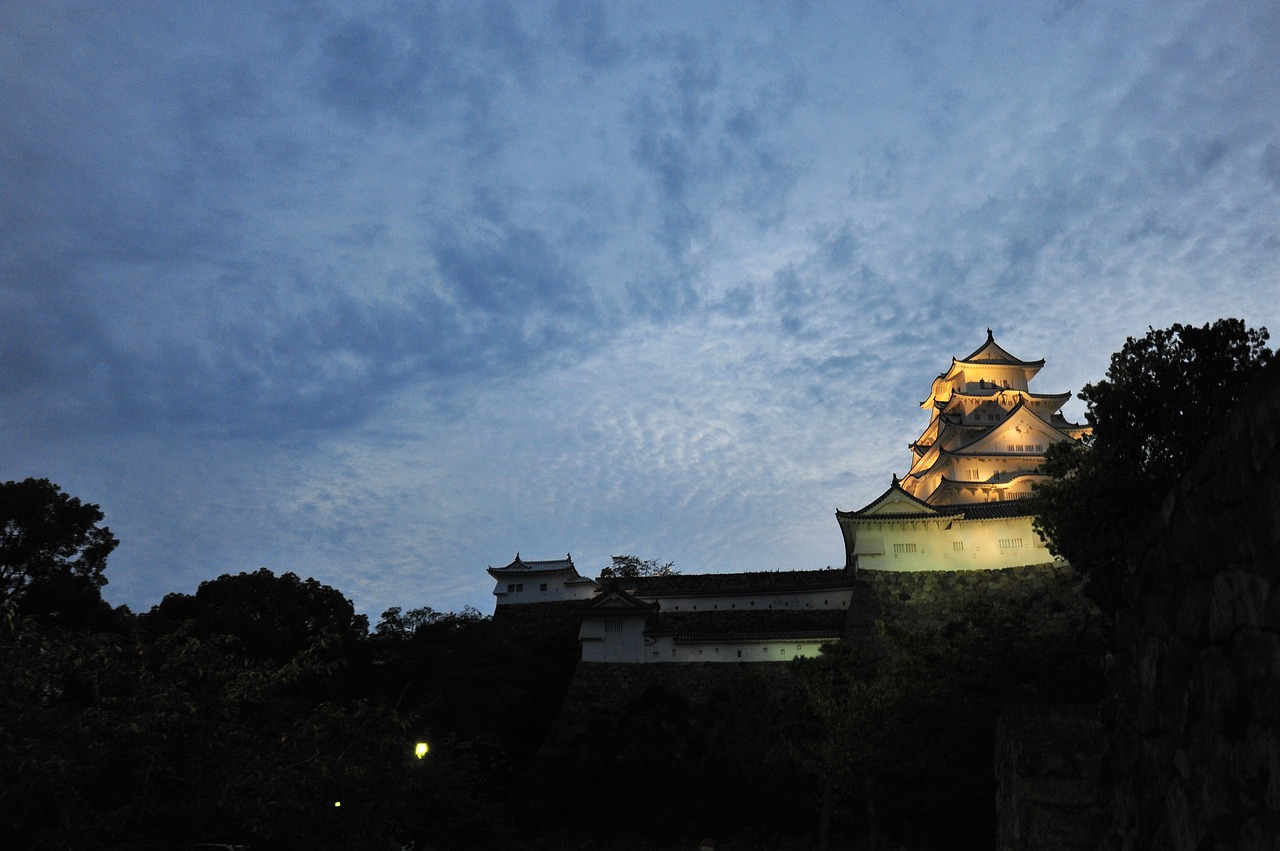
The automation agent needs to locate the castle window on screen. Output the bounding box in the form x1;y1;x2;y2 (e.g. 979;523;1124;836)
737;650;742;658
540;583;548;592
953;541;964;551
653;651;659;658
999;537;1025;549
507;583;523;593
893;543;917;554
606;617;623;633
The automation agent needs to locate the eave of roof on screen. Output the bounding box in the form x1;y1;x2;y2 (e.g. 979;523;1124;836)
840;499;1038;521
838;509;964;521
926;400;1071;456
954;354;1046;369
837;476;941;518
487;553;578;576
955;329;1045;368
668;631;845;643
956;499;1041;520
488;564;579;576
930;471;1048;489
620;568;853;597
945;389;1070;404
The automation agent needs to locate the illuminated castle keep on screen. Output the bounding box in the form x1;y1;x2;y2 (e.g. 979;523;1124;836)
837;330;1089;572
489;330;1091;662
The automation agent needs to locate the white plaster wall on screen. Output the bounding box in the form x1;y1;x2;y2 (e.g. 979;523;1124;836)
492;576;598;604
643;635;835;663
645;588;852;614
959;364;1031;393
579;617;648;663
853;516;1059;572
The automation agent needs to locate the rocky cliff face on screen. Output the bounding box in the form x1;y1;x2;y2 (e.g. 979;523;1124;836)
1106;359;1280;851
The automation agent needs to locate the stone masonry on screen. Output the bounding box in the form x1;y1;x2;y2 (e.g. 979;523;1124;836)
1105;358;1280;850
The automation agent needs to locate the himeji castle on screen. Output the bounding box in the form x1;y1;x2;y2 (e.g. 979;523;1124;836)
488;330;1091;663
836;329;1089;572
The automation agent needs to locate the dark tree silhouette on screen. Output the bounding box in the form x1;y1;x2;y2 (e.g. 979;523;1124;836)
143;568;368;662
1035;318;1273;612
599;554;678;578
0;477;118;630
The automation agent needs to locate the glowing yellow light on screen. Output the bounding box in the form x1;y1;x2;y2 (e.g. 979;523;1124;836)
414;741;429;759
333;801;341;808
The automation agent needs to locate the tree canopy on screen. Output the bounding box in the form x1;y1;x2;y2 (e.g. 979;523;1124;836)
599;554;678;578
0;477;118;629
1034;318;1273;613
2;476;1112;849
143;568;369;662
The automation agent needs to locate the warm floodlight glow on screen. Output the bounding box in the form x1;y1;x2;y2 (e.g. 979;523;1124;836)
333;801;341;808
415;741;429;759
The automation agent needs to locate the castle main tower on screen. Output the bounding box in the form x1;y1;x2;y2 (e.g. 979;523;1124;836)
837;330;1089;572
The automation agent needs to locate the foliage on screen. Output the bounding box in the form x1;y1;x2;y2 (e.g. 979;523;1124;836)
788;597;1108;850
0;481;521;850
1034;319;1273;613
534;676;811;846
1079;318;1273;489
142;567;369;663
373;604;483;639
599;554;678;578
1;612;519;850
789;643;909;850
0;477;119;630
0;476;1106;849
368;602;578;770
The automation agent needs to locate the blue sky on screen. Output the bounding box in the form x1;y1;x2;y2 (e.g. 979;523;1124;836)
3;0;1277;620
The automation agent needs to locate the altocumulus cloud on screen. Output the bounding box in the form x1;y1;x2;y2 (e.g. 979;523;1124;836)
0;0;1276;619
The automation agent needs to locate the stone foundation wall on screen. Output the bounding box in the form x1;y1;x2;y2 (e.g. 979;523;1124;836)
491;599;582;643
996;704;1107;851
857;562;1102;642
1106;360;1280;851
